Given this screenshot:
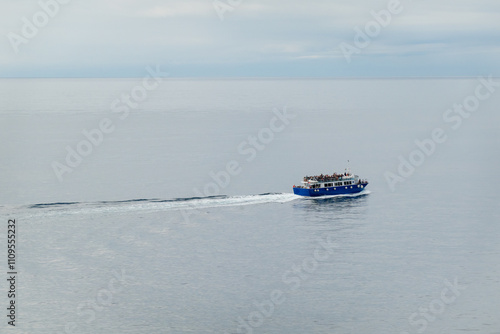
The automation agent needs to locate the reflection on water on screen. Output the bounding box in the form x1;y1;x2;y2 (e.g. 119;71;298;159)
291;192;371;237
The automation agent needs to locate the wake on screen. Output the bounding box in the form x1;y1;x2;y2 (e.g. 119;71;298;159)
24;193;299;216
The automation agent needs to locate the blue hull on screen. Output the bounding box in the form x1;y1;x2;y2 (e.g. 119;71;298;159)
293;183;368;197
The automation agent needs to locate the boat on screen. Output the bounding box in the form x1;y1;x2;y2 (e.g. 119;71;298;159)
293;169;368;197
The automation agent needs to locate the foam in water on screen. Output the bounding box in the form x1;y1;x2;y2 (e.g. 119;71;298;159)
16;193;299;218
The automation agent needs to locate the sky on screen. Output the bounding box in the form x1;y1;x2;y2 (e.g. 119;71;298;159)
1;0;499;78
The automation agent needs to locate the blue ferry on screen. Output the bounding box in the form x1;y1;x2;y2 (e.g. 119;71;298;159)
293;169;368;197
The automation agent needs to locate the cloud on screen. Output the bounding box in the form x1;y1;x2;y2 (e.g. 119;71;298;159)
1;0;499;77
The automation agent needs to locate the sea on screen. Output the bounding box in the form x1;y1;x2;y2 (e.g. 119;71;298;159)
0;78;499;334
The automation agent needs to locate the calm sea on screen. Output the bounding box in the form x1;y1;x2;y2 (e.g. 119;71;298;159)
0;78;499;333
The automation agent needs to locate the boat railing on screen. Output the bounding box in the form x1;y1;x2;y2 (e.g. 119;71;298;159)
305;177;354;183
305;179;369;185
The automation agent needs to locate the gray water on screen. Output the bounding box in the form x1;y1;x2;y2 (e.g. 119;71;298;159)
0;78;499;333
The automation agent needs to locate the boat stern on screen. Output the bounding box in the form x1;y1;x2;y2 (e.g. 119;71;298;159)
293;187;310;196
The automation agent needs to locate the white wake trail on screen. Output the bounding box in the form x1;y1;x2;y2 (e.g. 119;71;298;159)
19;193;300;218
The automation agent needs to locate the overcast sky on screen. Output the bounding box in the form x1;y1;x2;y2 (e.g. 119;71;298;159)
1;0;499;77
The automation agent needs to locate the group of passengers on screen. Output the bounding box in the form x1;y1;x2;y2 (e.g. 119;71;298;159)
303;172;349;182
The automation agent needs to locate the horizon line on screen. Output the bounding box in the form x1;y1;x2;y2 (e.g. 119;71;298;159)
1;76;498;80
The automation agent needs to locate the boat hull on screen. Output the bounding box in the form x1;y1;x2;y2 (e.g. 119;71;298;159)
293;183;368;197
